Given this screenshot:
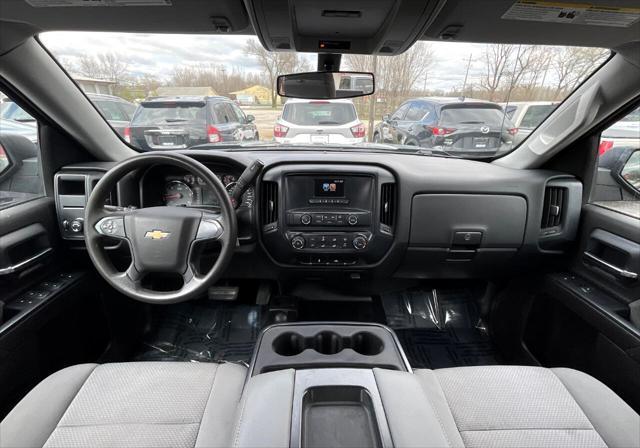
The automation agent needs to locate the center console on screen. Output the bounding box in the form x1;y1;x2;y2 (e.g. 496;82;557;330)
260;165;396;267
241;322;409;448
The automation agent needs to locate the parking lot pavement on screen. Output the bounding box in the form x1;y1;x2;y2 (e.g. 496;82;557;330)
241;106;281;141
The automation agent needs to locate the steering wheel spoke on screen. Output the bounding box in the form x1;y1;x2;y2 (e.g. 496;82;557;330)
94;214;128;240
196;213;225;241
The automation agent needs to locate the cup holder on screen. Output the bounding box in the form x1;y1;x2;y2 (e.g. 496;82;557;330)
350;332;384;356
272;332;306;356
272;330;385;358
312;331;344;355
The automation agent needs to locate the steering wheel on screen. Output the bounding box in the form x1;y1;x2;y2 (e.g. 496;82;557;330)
85;152;237;304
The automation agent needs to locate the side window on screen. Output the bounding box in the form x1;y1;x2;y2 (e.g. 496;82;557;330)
505;105;517;119
0;91;44;209
339;77;351;89
94;100;129;121
214;103;231;123
405;103;429;122
593;107;640;216
119;102;137;120
391;103;410;121
231;104;246;123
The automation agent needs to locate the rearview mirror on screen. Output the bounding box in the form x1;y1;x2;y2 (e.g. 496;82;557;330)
277;71;374;99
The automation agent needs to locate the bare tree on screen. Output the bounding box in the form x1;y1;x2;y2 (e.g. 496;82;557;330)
551;47;608;99
75;53;129;84
480;44;515;101
244;39;310;107
167;62;265;96
345;42;433;113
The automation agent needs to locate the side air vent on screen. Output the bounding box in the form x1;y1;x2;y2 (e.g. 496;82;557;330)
541;186;565;229
380;183;396;230
261;181;278;229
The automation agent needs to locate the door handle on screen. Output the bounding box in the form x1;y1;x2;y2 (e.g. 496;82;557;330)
583;251;638;280
0;247;53;276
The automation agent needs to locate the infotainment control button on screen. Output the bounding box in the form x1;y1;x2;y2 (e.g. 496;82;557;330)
347;215;358;226
353;235;368;250
300;214;312;225
291;235;306;249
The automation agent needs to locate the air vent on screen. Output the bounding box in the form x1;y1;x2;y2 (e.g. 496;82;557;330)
261;181;278;228
380;183;396;229
541;186;565;229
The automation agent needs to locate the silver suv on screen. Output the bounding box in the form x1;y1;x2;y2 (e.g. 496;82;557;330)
274;98;365;144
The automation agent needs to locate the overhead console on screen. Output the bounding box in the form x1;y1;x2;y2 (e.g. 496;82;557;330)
260;164;395;267
244;0;444;55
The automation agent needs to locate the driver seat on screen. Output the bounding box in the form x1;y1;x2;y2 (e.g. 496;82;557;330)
0;362;246;448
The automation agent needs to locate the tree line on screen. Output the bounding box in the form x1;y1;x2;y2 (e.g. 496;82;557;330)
344;43;608;118
63;42;608;113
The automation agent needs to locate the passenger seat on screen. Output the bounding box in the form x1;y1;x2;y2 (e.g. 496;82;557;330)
375;365;640;448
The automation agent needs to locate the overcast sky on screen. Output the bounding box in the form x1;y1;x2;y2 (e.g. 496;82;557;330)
41;32;503;91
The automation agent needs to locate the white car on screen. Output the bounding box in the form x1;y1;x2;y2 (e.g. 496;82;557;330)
273;98;366;144
501;101;558;145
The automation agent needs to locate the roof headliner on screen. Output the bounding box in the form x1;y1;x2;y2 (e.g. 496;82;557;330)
1;0;638;57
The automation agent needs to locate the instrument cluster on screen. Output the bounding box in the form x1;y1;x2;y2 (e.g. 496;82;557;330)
162;173;254;208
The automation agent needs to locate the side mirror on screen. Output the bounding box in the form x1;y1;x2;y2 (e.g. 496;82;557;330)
245;114;255;123
617;149;640;193
0;142;14;180
277;71;374;99
382;114;390;122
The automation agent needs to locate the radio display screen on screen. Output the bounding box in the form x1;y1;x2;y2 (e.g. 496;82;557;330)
314;179;345;197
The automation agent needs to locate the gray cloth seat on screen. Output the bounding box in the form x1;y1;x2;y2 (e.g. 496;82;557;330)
0;362;247;448
375;365;640;448
2;363;639;448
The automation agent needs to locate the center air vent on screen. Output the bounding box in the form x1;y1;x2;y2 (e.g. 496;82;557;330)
380;183;396;230
261;181;278;229
541;186;565;229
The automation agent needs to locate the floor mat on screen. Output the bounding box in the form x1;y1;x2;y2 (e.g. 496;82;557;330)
135;301;265;364
380;288;500;369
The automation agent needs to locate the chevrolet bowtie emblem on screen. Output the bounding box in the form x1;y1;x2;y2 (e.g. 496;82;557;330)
144;230;170;240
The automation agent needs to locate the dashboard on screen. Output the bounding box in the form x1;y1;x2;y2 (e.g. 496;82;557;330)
54;149;583;280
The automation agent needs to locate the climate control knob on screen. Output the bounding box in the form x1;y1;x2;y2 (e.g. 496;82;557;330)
291;235;306;250
300;214;312;225
352;235;368;250
347;214;358;226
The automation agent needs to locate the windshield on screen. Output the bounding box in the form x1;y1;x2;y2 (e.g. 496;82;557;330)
40;32;608;159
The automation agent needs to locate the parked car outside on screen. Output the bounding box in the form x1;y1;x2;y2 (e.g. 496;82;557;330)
125;96;258;151
273;98;366;144
88;93;137;137
501;101;558;145
1;93;137;137
0;101;36;126
0;118;38;143
374;97;517;155
599;106;640;155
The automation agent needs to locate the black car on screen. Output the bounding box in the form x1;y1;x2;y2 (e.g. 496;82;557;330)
374;97;518;154
125;96;259;151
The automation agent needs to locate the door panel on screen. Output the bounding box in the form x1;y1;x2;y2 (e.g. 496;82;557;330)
573;204;640;313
